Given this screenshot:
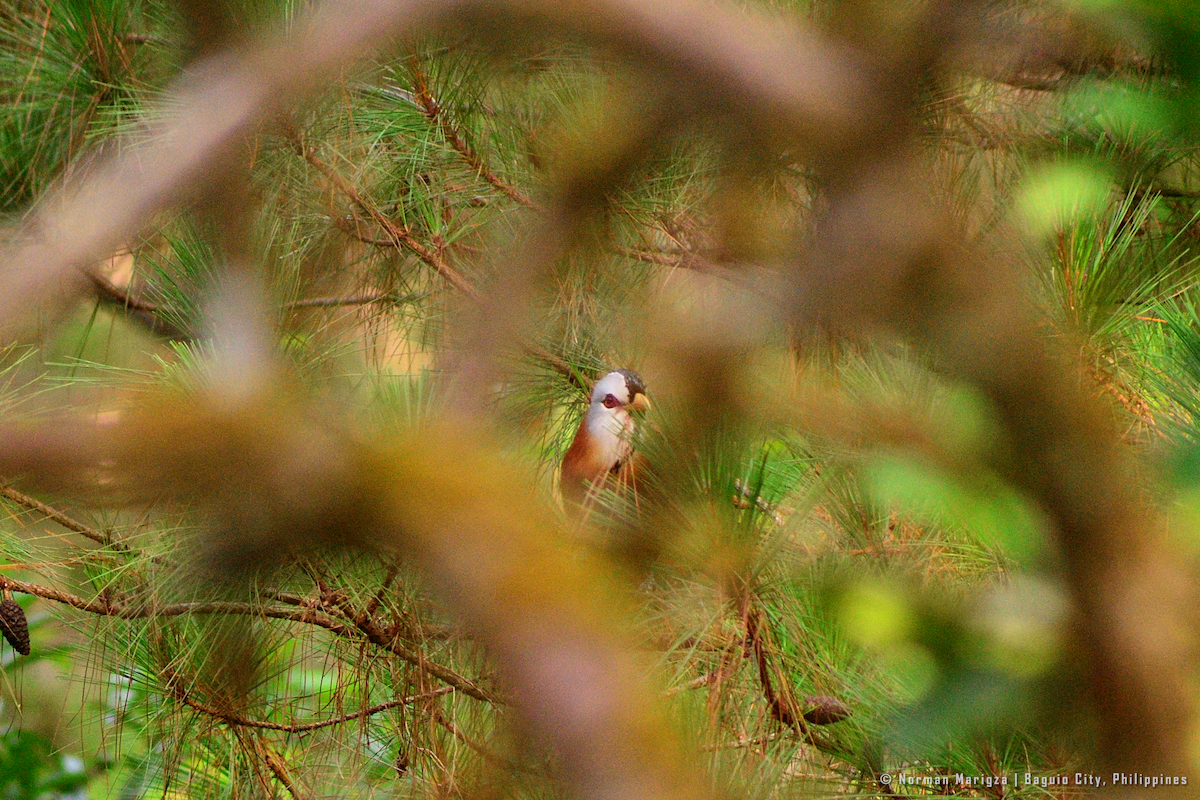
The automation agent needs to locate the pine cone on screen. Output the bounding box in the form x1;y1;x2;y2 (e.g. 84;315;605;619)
802;695;850;726
0;598;30;656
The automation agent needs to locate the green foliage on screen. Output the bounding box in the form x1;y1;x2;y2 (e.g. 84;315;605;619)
0;0;180;210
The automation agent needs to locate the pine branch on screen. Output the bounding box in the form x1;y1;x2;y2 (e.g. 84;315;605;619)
85;270;162;315
258;734;309;800
174;682;453;733
0;485;110;547
256;734;310;800
1088;359;1158;431
237;727;289;799
705;595;750;729
523;342;592;393
616;247;709;270
432;706;536;774
1;484;168;567
223;718;313;800
407;57;537;209
362;560;400;620
287;293;418;308
324;180;590;393
745;599;806;734
332;217;405;248
334;588;502;703
0;574;501;703
286;128;480;298
87;268;410;333
0;573;340;623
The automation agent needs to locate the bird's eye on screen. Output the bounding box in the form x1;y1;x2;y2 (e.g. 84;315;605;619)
602;393;620;409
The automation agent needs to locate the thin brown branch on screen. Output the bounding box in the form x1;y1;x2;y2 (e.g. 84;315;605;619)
0;558;92;571
90;267;407;322
332;208;589;393
745;599;806;734
0;485;111;547
0;573;338;623
331;216;403;248
433;706;537;774
408;57;537;209
277;574;499;703
616;247;691;268
614;246;767;291
705;596;749;729
289;131;479;298
254;733;311;800
177;684;453;733
287;293;416;308
85;269;160;313
0;485;181;571
236;727;287;799
348;604;501;703
362;561;400;620
0;574;500;703
1088;360;1158;432
521;342;591;393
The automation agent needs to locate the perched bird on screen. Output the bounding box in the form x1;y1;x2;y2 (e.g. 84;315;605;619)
560;369;651;506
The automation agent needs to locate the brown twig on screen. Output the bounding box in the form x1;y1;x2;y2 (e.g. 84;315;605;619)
433;706;537;774
176;684;453;733
0;486;111;547
250;732;311;800
0;573;500;703
1088;360;1158;432
332;215;404;248
615;246;720;272
521;342;592;394
288;130;479;298
287;293;419;308
408;57;537;209
236;727;288;799
85;270;160;314
90;267;408;319
348;606;501;704
745;599;807;737
331;204;590;393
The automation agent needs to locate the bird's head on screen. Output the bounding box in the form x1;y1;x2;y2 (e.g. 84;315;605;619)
590;369;651;414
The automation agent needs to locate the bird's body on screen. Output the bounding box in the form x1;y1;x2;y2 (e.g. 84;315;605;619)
560;369;650;506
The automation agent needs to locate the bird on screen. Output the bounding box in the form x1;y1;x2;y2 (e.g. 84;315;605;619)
560;369;651;507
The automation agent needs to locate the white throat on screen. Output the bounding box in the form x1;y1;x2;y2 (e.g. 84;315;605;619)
584;403;634;467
